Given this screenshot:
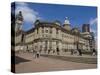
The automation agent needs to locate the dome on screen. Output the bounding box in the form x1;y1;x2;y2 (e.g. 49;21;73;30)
72;27;79;33
34;20;40;25
54;20;61;25
63;17;71;31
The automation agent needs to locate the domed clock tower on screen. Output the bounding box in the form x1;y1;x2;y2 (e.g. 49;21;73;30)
15;11;23;32
63;17;71;31
15;11;25;52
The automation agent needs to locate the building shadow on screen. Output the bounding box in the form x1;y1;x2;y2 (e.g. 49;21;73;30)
11;56;31;65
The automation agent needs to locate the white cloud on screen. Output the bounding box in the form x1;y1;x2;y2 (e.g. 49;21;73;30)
89;18;97;41
15;2;40;23
16;2;28;6
90;28;97;40
89;18;97;25
90;28;96;34
90;28;97;35
89;17;97;33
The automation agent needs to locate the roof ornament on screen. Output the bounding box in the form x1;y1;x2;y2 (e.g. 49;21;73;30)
64;17;70;25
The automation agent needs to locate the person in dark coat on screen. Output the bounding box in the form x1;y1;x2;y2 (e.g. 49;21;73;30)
78;49;82;56
36;51;40;58
56;47;60;55
48;49;51;54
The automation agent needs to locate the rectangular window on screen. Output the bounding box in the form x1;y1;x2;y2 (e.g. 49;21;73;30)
46;30;48;33
50;28;52;33
56;29;58;34
42;29;44;33
37;29;38;34
42;27;44;33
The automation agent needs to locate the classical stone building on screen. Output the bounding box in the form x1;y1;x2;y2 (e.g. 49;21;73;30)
14;11;95;54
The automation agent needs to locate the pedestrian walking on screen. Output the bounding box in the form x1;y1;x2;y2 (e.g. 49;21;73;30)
36;51;40;58
56;47;60;55
48;49;51;54
78;49;82;56
70;49;74;55
92;48;96;56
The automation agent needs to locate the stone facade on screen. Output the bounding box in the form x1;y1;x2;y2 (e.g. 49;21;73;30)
14;11;95;54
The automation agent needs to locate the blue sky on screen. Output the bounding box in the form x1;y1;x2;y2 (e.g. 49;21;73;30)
12;2;97;38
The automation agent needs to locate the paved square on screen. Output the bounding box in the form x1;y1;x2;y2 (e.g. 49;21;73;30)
15;53;97;73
